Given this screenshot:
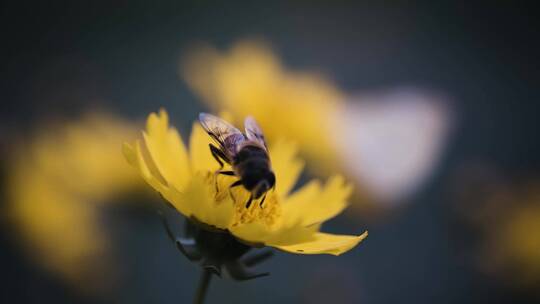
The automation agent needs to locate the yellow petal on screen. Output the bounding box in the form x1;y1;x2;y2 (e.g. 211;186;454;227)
125;114;236;229
230;220;318;246
142;109;190;189
274;231;368;256
122;142;163;190
189;123;221;173
269;139;304;197
282;175;352;226
123;141;194;217
170;174;234;229
122;142;137;167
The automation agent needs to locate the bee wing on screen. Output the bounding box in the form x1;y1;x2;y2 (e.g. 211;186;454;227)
244;116;268;150
199;113;245;157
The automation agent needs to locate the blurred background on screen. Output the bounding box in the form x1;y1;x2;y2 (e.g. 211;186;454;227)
1;1;539;303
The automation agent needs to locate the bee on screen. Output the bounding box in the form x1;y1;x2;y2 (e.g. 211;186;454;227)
199;113;275;208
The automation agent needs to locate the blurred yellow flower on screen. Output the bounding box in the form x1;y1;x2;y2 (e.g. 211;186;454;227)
123;109;367;255
7;112;141;291
480;184;540;287
499;204;540;282
182;40;452;205
455;168;540;289
182;40;344;173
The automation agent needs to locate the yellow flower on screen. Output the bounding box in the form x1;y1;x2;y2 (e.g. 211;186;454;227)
7;112;142;291
123;109;367;255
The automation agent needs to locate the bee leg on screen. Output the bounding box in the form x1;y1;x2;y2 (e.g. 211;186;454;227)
217;171;235;176
209;143;228;169
214;170;235;194
259;193;267;208
228;180;243;202
245;195;254;209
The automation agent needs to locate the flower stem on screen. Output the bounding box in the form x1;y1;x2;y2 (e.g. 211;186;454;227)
193;269;212;304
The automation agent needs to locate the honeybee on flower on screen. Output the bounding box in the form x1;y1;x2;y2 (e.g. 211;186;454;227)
199;113;275;208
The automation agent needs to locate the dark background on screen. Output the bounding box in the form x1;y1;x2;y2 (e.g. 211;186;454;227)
1;1;539;303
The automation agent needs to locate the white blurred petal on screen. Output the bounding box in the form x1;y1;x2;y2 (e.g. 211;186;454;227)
332;88;453;205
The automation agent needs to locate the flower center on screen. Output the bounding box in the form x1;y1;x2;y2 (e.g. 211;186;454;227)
211;173;281;227
232;192;281;227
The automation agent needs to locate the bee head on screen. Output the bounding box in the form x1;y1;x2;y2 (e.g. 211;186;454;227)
252;171;276;199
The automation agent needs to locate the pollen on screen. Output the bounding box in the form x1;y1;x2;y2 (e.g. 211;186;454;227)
232;194;281;227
